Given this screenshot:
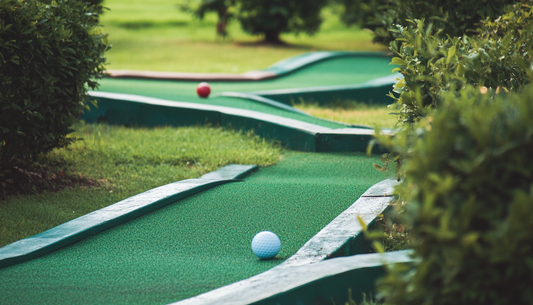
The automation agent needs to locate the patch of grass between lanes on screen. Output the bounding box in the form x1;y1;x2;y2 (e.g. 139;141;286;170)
293;100;399;129
0;122;282;248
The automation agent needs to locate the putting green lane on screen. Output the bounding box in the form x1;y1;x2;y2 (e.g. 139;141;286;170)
101;56;393;95
93;92;348;129
0;152;387;305
94;56;393;129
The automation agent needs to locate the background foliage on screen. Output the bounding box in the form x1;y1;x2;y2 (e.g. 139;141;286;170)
337;0;516;46
178;0;236;38
0;0;109;169
87;0;106;21
377;84;533;305
369;2;533;303
179;0;329;43
237;0;328;43
389;3;533;124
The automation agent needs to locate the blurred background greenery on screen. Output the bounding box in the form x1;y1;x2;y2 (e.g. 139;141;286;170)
100;0;386;73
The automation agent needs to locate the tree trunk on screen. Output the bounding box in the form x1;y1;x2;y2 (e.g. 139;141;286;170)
263;30;282;44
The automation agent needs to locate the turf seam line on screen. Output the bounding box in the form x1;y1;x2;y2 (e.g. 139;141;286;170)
0;164;257;270
172;178;399;305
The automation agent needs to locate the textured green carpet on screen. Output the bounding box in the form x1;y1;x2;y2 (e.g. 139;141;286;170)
0;152;386;305
101;56;393;94
94;56;393;129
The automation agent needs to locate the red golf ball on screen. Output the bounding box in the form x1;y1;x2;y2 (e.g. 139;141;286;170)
196;82;211;98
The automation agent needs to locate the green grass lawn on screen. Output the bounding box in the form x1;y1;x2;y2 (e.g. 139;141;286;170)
0;123;282;247
99;0;386;73
293;101;399;129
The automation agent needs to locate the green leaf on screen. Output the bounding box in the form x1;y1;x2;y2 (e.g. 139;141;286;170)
461;233;479;247
11;103;22;111
446;45;456;64
516;57;527;70
390;57;406;66
10;55;20;65
394;79;406;89
356;215;368;231
501;33;512;48
372;241;385;254
456;63;465;77
424;23;433;38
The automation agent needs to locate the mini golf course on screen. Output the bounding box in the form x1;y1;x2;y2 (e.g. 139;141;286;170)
0;51;412;305
103;51;399;106
84;52;399;153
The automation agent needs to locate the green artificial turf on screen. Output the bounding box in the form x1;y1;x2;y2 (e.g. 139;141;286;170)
100;56;393;94
95;55;394;129
0;151;387;305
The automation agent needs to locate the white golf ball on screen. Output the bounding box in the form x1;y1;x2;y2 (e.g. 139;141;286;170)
251;231;281;259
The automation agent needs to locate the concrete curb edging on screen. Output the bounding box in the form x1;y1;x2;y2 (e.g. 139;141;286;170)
0;165;257;270
251;73;401;106
261;51;391;77
253;250;413;305
216;92;312;116
280;179;399;268
172;179;400;305
175;250;414;305
106;70;278;82
84;91;393;153
216;92;375;129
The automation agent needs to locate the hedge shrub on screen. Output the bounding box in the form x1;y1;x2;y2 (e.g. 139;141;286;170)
0;0;109;168
389;3;533;124
376;84;533;304
87;0;105;22
337;0;517;46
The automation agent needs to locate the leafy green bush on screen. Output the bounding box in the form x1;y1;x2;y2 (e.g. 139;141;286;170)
87;0;106;22
337;0;516;46
237;0;328;43
389;3;533;124
376;84;533;305
334;0;398;45
334;0;386;29
0;0;109;168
